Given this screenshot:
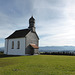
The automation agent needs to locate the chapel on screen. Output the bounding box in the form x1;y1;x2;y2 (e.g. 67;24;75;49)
4;16;39;55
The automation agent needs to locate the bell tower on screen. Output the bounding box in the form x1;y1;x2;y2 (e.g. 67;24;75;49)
28;16;35;32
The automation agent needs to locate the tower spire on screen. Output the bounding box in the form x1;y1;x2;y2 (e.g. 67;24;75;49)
28;16;35;32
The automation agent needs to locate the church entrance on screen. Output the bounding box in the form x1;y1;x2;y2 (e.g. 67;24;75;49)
29;44;38;55
30;48;34;55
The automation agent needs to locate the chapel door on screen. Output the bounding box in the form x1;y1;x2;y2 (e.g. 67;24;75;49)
30;48;34;55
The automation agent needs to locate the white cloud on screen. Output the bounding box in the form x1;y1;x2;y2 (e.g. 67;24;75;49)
35;0;75;46
0;43;4;47
0;0;75;47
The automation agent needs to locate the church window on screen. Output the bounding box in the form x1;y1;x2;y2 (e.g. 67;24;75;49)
17;41;20;49
12;41;14;49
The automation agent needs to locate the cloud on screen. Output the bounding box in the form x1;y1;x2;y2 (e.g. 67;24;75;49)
0;0;75;47
33;0;65;20
34;0;75;46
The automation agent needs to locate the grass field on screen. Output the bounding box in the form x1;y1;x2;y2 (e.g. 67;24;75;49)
0;55;75;75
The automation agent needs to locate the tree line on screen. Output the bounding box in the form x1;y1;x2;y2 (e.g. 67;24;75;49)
40;51;75;56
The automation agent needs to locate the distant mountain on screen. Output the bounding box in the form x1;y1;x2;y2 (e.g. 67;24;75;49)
1;46;75;53
0;47;5;52
39;46;75;52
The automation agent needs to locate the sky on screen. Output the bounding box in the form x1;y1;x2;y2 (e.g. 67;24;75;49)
0;0;75;47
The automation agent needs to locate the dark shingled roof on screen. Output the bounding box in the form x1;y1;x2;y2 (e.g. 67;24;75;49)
6;29;30;39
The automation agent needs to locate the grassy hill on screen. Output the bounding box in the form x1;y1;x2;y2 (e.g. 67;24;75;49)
0;55;75;75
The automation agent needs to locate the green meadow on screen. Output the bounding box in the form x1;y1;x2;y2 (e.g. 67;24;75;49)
0;55;75;75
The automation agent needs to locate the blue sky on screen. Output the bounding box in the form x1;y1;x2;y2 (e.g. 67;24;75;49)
0;0;75;47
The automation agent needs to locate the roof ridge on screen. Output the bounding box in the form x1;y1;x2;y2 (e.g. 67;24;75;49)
16;28;30;31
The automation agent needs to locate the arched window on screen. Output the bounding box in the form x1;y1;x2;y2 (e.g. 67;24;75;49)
17;41;20;49
12;41;14;49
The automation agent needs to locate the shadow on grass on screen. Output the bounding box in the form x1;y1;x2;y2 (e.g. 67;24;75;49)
0;53;21;58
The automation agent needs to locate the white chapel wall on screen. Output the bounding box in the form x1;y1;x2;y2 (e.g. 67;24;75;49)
7;38;25;55
4;39;8;54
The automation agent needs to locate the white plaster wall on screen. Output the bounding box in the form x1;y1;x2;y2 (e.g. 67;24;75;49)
4;39;8;54
7;38;25;55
